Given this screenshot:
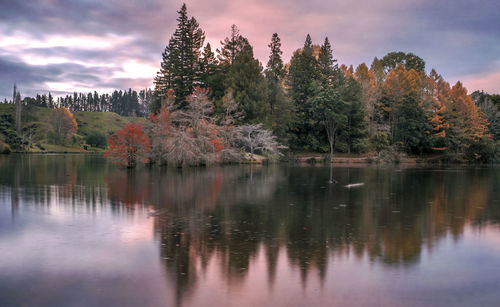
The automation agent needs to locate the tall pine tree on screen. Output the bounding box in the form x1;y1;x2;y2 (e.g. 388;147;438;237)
224;44;268;123
218;24;249;65
287;34;320;150
265;33;285;114
153;4;205;113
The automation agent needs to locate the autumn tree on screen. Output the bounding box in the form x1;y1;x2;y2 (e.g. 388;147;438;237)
426;69;450;149
370;57;385;84
168;87;235;166
354;63;379;131
48;107;78;144
445;82;490;154
105;123;150;168
146;106;172;165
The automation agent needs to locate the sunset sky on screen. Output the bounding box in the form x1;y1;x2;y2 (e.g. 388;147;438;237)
0;0;499;99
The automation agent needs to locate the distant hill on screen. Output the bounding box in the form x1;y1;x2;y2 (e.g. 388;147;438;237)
0;104;145;153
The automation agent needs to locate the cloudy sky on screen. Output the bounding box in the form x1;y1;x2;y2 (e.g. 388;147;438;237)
0;0;499;99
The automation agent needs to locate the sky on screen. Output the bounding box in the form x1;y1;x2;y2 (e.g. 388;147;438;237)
0;0;499;100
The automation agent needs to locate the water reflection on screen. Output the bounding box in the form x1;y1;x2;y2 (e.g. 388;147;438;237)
0;154;499;306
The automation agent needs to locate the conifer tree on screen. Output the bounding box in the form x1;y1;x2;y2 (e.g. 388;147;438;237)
218;24;249;65
265;33;285;114
154;3;205;112
225;44;268;123
287;34;320;149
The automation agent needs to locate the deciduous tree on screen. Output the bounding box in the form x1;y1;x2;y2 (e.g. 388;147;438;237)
48;107;78;144
105;123;150;168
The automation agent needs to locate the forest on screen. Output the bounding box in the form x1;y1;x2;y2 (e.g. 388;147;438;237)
2;3;499;164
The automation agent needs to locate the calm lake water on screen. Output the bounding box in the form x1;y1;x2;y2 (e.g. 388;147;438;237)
0;154;499;307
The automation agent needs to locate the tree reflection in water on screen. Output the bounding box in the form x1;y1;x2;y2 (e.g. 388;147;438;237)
104;164;499;304
1;154;499;306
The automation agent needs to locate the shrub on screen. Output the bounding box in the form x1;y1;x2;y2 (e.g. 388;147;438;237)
370;131;390;152
378;145;401;164
85;130;107;148
0;141;11;154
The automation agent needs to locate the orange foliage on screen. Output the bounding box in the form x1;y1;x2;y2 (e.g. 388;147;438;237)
449;82;490;141
354;63;379;123
105;123;150;167
49;107;78;144
400;69;421;98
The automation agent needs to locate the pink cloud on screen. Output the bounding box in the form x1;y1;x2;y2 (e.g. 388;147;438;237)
457;69;500;94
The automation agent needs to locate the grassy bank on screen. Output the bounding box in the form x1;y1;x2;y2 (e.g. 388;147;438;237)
0;104;144;153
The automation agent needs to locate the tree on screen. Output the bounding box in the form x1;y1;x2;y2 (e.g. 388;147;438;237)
341;76;367;153
426;69;450;149
167;87;236;166
105;123;150;168
394;95;431;154
218;24;249;65
445;82;490;153
370;57;385;84
14;85;21;135
310;83;348;159
237;123;284;160
318;37;337;83
265;33;285;114
224;44;268;123
154;3;205;109
381;52;425;73
146;106;172;165
48;107;78;145
264;33;292;144
354;63;379;130
200;42;222;96
472;91;500;141
287;34;320;150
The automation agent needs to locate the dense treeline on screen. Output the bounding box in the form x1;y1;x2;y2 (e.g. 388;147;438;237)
150;4;499;162
3;3;499;162
2;88;153;117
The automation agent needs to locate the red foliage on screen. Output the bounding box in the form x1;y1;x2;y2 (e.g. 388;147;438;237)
105;123;150;167
211;138;224;152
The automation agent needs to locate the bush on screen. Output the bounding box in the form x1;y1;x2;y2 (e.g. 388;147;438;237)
0;141;11;154
378;145;401;164
85;130;107;148
370;131;390;152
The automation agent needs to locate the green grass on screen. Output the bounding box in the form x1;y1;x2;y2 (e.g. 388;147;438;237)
0;104;145;153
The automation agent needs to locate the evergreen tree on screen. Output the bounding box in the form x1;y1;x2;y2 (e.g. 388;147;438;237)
218;24;249;65
225;44;268;123
341;76;367;153
153;3;205;112
318;37;337;84
265;33;285;114
265;33;292;143
287;34;320;150
200;42;226;102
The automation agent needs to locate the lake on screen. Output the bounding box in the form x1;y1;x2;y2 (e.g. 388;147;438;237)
0;154;499;306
